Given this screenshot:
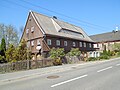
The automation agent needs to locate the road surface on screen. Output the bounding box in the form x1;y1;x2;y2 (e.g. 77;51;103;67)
0;58;120;90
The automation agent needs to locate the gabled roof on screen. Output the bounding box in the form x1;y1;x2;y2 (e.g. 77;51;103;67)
90;31;120;42
31;11;93;42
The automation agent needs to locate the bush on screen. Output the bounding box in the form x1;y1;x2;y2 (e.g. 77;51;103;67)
53;58;62;66
117;52;120;56
99;55;110;60
87;57;97;61
0;55;6;63
110;51;116;56
67;48;81;56
49;48;65;65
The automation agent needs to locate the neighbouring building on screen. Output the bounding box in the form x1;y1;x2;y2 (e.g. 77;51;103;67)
90;30;120;54
21;11;96;60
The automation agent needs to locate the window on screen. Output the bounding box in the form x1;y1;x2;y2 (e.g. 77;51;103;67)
79;42;82;47
37;39;41;45
73;42;76;47
47;39;51;45
26;29;29;39
64;41;67;46
84;42;86;47
31;40;34;46
56;40;60;46
97;43;99;47
26;29;29;34
27;41;30;48
89;43;92;48
31;26;34;32
89;51;93;57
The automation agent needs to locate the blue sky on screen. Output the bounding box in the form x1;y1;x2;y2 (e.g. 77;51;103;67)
0;0;120;37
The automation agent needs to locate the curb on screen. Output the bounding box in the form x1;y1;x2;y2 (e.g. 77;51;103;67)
0;57;120;84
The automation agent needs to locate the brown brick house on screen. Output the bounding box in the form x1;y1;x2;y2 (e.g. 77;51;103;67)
90;30;120;57
21;11;96;60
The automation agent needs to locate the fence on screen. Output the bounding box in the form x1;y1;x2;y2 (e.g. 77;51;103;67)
0;59;53;73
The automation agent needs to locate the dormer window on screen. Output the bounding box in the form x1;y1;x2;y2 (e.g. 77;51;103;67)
31;26;34;33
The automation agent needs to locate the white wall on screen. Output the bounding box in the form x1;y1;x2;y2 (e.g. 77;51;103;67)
88;51;100;58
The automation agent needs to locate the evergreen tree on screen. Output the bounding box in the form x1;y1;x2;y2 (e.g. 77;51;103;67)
0;38;6;56
0;38;6;63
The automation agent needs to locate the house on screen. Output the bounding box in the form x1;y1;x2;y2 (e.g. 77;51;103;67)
90;30;120;53
21;11;96;60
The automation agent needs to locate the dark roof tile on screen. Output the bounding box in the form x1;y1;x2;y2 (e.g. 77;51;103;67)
90;31;120;42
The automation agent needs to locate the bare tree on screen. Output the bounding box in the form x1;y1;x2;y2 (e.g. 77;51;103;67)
0;24;5;40
0;24;19;47
5;25;19;47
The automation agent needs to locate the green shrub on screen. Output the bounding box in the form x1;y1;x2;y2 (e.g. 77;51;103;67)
0;55;5;61
110;51;116;56
49;48;65;65
100;50;115;60
107;50;111;56
67;48;81;56
53;58;62;66
99;55;110;60
87;57;97;61
0;55;6;63
117;52;120;56
101;50;113;56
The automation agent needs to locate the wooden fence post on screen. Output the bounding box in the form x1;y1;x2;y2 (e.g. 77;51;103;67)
27;60;30;69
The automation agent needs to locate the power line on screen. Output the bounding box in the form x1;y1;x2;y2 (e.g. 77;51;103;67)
3;0;29;10
2;0;54;19
21;0;111;30
2;0;111;31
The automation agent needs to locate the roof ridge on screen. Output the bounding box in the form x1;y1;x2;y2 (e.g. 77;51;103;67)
89;31;118;36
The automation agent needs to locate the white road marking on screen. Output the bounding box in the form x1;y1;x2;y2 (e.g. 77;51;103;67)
51;74;88;87
116;63;120;66
97;66;113;73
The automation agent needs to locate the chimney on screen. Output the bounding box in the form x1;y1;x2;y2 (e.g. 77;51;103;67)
53;16;57;19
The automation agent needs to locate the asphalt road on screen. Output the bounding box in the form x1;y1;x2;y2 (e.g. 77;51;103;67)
0;58;120;90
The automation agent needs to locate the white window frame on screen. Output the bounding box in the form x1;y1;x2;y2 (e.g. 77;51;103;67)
37;39;41;45
89;43;92;48
31;26;34;33
26;29;29;34
64;41;67;46
56;40;60;46
73;42;76;47
47;39;51;45
31;40;34;46
84;42;86;47
79;42;82;47
27;41;30;48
